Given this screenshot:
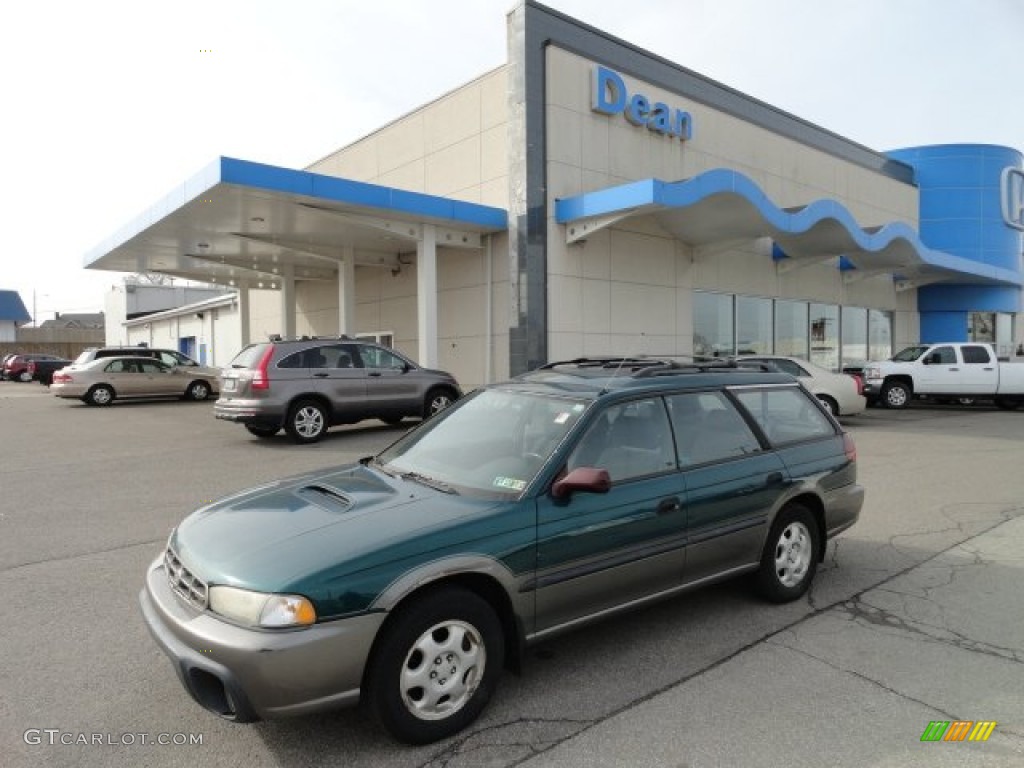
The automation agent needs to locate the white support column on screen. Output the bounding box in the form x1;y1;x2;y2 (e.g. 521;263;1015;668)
417;224;438;367
280;265;296;339
338;246;356;336
237;288;251;346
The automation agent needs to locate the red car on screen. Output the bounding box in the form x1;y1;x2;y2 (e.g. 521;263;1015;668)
2;354;67;383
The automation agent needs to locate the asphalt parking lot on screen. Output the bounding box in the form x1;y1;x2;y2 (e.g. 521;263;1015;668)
2;385;1022;767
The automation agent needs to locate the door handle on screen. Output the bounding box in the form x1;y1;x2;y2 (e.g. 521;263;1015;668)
657;497;682;515
368;372;382;377
313;372;329;378
984;367;994;371
765;472;784;486
949;367;959;371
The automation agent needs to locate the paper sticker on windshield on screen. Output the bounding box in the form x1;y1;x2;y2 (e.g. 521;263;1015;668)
554;412;570;424
493;476;527;491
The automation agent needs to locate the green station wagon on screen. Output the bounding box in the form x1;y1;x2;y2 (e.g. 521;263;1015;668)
140;358;864;743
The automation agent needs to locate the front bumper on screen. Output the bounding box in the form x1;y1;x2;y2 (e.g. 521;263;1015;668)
139;556;385;721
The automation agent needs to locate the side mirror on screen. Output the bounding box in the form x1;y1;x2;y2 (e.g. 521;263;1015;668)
551;467;612;500
924;353;938;365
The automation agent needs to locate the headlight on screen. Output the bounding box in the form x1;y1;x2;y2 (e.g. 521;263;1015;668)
863;366;880;379
208;585;316;628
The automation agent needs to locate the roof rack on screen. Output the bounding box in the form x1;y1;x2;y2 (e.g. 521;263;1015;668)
540;357;662;371
267;334;354;342
632;359;778;378
538;356;779;378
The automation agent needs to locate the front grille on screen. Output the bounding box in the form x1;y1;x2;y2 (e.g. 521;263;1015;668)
165;547;208;610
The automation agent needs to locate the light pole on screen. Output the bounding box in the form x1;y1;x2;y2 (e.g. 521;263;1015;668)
32;290;50;327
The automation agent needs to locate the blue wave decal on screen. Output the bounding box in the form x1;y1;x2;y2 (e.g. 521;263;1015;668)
555;169;1021;285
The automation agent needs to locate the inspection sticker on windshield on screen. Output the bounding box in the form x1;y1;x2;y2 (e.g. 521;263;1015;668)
554;412;571;424
493;476;526;491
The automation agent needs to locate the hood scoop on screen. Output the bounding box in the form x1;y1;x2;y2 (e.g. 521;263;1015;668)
295;484;353;511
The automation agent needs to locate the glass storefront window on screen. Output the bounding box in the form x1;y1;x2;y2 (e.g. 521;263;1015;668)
868;310;892;362
809;303;839;371
693;292;734;358
736;296;772;354
841;306;868;371
774;300;808;358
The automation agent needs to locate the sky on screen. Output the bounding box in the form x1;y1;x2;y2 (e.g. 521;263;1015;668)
2;0;1021;322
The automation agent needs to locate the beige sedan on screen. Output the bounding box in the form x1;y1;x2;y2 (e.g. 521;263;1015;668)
736;355;867;417
51;356;218;406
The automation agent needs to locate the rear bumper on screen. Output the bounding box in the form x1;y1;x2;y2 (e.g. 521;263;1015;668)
214;401;284;427
139;556;384;720
823;483;864;539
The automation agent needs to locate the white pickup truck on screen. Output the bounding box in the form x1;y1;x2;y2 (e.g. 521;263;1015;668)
862;342;1024;410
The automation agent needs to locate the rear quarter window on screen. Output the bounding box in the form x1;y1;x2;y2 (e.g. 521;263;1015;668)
732;386;835;444
229;344;270;368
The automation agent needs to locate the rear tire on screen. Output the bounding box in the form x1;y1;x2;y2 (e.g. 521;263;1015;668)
186;380;212;401
367;587;504;745
285;400;328;444
423;388;456;419
817;395;838;417
755;503;820;603
87;384;115;407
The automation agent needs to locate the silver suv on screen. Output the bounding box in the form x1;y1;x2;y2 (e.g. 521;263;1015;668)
215;337;462;443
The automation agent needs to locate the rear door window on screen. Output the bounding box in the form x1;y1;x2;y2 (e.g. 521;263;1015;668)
961;345;992;364
667;391;761;466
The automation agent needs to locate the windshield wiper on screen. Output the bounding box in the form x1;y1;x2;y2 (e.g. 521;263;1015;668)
400;471;457;494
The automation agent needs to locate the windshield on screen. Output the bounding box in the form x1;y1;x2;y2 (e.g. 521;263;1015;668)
892;345;929;362
376;388;590;497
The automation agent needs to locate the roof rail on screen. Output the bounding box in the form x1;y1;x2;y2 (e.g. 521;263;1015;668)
267;334;354;343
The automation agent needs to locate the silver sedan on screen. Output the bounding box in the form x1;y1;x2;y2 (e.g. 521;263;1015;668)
51;356;218;406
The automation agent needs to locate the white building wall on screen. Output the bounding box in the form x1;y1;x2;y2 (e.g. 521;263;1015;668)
0;320;16;342
544;47;921;360
308;67;509;210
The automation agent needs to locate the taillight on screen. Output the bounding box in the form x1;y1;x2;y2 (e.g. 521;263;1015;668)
842;432;857;462
250;346;275;390
53;372;71;383
28;362;36;373
851;374;864;396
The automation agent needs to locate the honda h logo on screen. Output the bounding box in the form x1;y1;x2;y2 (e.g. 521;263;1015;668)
1001;167;1024;231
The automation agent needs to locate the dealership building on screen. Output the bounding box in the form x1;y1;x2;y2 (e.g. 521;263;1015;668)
86;1;1024;384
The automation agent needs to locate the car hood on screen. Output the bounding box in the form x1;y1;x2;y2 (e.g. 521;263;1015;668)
169;464;511;596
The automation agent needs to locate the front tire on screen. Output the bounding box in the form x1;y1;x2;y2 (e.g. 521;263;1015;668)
17;370;32;382
881;380;911;409
285;400;328;444
755;503;820;603
87;384;115;407
995;397;1020;411
367;587;504;745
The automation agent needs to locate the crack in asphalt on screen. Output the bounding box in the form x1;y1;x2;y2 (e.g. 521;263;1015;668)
0;538;165;575
424;505;1024;767
851;589;1024;665
416;718;595;768
770;639;961;720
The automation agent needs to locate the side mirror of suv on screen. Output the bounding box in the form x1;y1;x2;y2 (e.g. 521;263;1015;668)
551;467;612;500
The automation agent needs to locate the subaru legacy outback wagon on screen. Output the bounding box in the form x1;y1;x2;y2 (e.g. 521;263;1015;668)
141;358;863;744
215;337;462;443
